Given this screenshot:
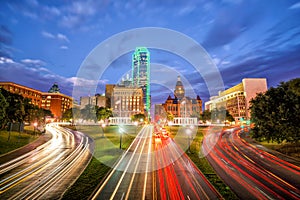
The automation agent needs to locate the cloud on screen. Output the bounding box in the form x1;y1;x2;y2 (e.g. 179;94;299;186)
21;58;46;66
60;45;68;50
0;25;13;44
289;2;300;9
0;25;13;58
202;2;263;49
57;33;70;43
41;31;55;39
0;56;111;99
0;57;14;64
41;31;70;43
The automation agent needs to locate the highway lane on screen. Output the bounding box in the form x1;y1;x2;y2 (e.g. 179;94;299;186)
202;128;300;199
91;125;154;200
155;136;223;200
92;125;222;200
0;123;93;199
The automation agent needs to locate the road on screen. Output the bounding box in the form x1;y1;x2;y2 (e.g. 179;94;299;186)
0;123;93;199
91;125;222;200
202;127;300;200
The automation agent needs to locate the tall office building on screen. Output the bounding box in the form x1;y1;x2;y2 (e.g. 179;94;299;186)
131;47;150;119
204;78;267;121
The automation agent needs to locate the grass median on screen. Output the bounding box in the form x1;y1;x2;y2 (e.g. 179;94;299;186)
0;126;39;155
168;125;238;199
62;125;141;200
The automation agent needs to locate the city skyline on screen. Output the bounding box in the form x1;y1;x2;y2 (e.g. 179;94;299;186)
0;1;300;105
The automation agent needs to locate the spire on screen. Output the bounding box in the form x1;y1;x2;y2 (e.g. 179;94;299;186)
174;76;185;100
48;82;60;93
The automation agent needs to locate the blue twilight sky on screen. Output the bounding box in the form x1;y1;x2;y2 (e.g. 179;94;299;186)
0;0;300;105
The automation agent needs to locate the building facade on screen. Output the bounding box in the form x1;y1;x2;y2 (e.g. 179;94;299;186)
205;78;267;121
0;82;42;107
0;82;72;119
162;76;202;118
111;86;144;117
131;47;150;118
80;94;107;109
41;93;72;119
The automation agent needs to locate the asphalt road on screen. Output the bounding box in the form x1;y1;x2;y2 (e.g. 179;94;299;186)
91;125;222;200
202;127;300;200
0;124;93;199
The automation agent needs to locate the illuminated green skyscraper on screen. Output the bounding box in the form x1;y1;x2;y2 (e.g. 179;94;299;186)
132;47;150;119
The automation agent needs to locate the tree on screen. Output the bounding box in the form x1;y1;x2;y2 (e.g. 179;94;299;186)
166;112;174;122
226;110;235;123
96;107;113;121
131;113;146;123
62;108;73;121
250;78;300;143
0;90;8;129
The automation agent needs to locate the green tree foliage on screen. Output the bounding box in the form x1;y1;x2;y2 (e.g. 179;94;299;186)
200;110;211;123
0;88;53;129
96;107;113;121
166;112;174;122
250;78;300;143
131;113;146;122
0;90;8;128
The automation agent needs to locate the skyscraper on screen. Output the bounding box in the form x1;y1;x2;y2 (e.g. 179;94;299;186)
131;47;150;119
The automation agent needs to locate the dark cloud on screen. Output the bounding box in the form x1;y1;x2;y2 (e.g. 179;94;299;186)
202;2;263;49
219;44;300;89
0;25;13;58
0;25;12;44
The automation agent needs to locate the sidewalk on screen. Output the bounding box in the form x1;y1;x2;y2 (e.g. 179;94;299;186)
0;132;52;164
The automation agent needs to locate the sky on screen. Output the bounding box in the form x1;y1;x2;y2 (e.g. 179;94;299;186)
0;0;300;107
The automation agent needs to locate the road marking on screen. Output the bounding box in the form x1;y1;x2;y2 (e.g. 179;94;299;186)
142;126;153;199
109;126;148;200
125;127;150;199
91;126;146;199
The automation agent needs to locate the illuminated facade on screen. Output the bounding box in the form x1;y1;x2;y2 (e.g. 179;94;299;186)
0;82;42;107
174;76;185;100
41;93;72;119
111;86;144;117
162;76;202;118
0;81;72;119
205;78;267;121
131;47;150;119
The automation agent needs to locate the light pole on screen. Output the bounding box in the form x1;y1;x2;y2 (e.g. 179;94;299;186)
181;100;186;125
186;128;191;153
134;121;138;134
119;128;123;149
33;122;38;136
168;121;173;133
101;122;106;138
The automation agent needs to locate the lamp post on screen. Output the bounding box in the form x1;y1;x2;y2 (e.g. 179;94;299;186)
181;100;186;125
168;121;173;133
134;121;138;134
119;128;123;149
33;122;38;136
101;123;106;138
186;128;191;153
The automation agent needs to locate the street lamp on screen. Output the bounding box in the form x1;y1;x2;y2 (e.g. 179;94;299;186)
134;121;138;134
186;128;191;153
33;122;38;135
119;128;123;149
181;100;186;125
168;121;173;133
101;123;106;138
